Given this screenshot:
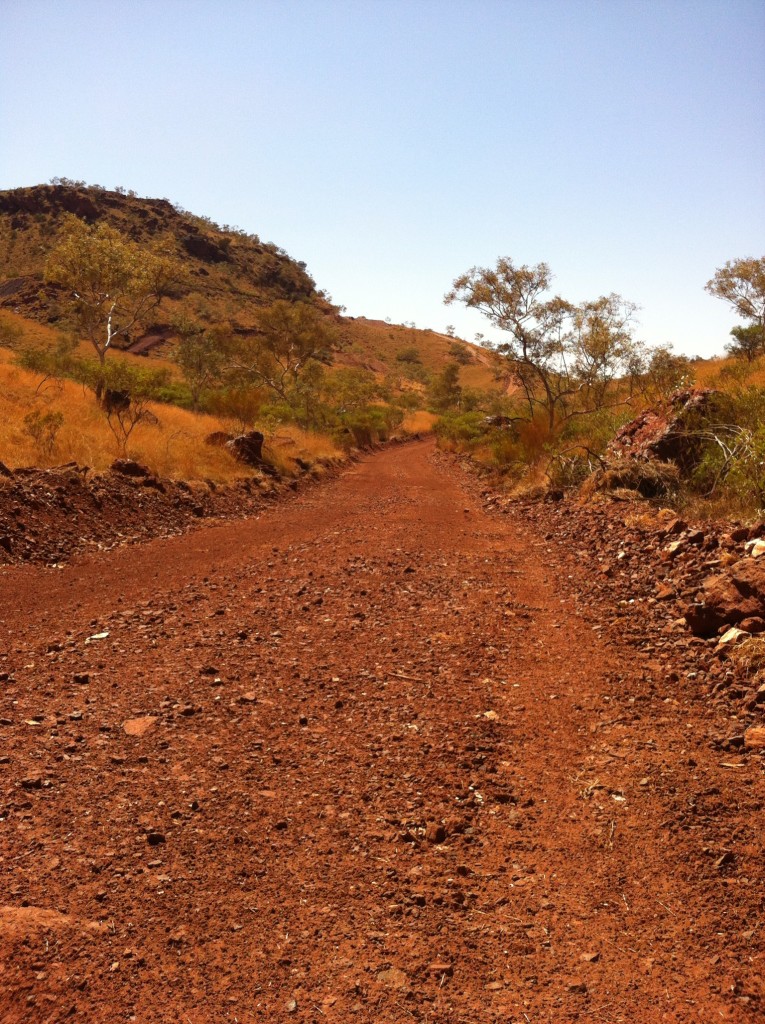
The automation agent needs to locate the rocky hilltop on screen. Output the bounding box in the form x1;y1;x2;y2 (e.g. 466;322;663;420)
0;183;318;339
0;183;494;382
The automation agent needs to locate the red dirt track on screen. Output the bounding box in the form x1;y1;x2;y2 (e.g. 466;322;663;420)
0;440;762;1022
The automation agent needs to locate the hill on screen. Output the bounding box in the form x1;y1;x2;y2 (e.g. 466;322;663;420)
334;316;501;390
0;182;498;391
0;182;318;344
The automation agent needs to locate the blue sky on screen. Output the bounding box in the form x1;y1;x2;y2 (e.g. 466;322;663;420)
2;0;764;356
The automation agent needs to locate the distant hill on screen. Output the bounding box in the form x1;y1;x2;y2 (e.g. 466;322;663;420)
0;182;500;390
333;316;502;392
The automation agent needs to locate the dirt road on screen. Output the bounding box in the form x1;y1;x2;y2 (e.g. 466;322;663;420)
0;440;762;1022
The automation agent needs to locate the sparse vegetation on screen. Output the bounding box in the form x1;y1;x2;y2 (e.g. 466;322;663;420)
445;258;642;431
0;318;22;348
395;346;422;365
3;186;762;524
705;256;765;331
227;300;336;404
1;186;509;477
0;347;341;480
45;216;183;398
706;256;765;364
726;323;765;363
684;384;765;515
447;341;472;365
171;315;228;410
22;408;64;457
636;344;694;401
437;254;765;520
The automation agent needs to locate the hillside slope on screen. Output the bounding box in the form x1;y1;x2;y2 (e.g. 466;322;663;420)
334;316;502;390
0;183;317;340
0;183;498;390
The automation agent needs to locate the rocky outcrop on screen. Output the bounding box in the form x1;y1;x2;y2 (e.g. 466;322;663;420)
225;431;265;467
685;557;765;638
181;230;230;264
609;388;733;472
581;389;736;501
111;459;150;478
0;184;318;330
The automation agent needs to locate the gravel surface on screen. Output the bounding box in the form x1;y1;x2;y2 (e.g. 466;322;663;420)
0;439;762;1022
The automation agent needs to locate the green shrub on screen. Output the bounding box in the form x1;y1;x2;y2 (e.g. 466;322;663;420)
690;387;765;512
434;411;488;445
338;406;404;447
396;346;421;364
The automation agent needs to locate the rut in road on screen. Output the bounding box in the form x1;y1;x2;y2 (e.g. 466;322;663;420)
0;440;760;1023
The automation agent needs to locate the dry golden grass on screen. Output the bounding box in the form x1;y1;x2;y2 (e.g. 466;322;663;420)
674;491;762;524
460;357;505;392
262;425;343;476
728;634;765;684
0;309;60;349
2;307;503;407
401;410;438;433
694;354;765;388
0;308;181;376
0;347;342;482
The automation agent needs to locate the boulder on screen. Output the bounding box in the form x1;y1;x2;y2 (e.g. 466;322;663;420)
111;459;150;478
684;558;765;637
103;389;131;414
716;627;750;650
744;726;765;751
739;616;765;634
123;716;158;737
181;231;229;263
585;389;737;503
225;431;265;467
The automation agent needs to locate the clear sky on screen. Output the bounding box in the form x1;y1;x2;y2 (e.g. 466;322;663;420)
2;0;764;356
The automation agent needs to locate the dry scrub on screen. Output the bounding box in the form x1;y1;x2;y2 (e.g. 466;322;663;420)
0;347;342;482
729;634;765;684
402;409;439;433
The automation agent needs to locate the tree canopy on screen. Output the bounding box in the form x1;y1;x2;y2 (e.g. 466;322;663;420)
46;216;182;379
706;257;765;363
171;315;230;410
706;257;765;328
445;258;639;428
725;323;765;363
228;300;336;404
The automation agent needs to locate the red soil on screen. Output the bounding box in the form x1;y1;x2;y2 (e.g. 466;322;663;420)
0;440;762;1022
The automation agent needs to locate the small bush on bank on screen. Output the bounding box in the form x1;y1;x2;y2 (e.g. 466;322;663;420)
434;412;489;447
686;387;765;514
23;408;65;457
339;406;405;447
